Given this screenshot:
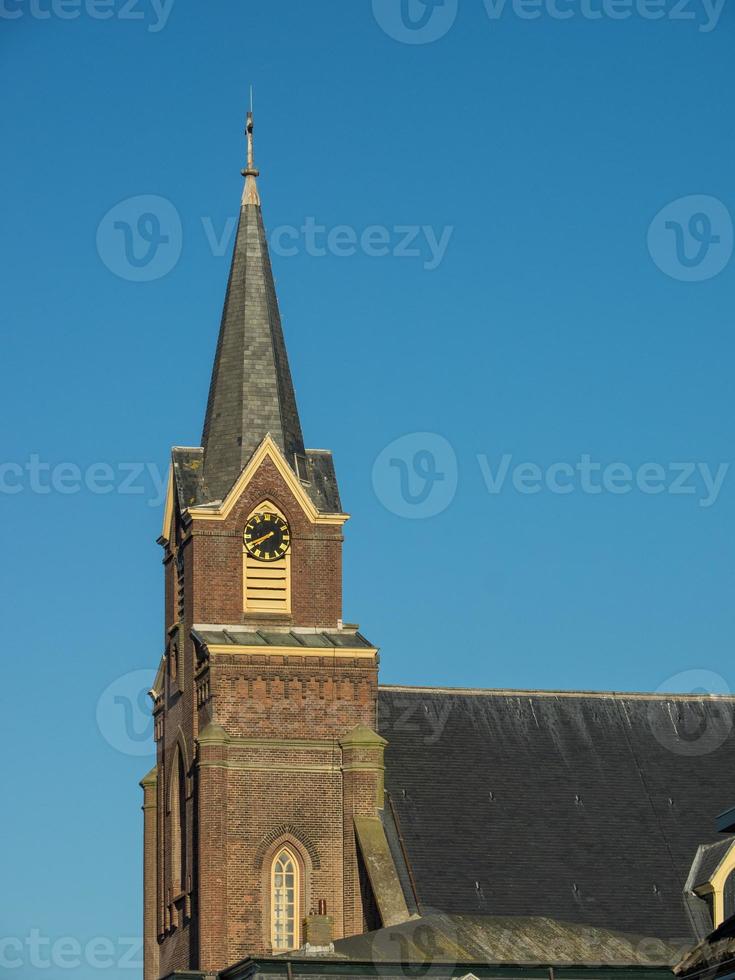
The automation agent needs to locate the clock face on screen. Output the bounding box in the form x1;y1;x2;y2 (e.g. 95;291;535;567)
243;512;291;563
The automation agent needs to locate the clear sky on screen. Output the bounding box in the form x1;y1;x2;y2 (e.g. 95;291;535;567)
1;1;733;976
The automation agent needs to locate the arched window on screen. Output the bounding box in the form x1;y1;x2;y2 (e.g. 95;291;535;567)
168;747;186;896
724;869;735;922
169;641;179;684
271;847;300;951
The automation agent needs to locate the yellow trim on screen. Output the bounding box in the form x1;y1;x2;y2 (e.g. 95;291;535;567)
187;435;348;526
198;762;340;773
380;683;735;702
695;841;735;927
696;881;718;925
207;644;377;660
161;464;175;543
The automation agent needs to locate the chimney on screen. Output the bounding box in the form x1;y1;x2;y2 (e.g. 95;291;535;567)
302;902;334;954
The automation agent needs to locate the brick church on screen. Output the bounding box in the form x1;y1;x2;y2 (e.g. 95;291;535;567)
142;114;735;980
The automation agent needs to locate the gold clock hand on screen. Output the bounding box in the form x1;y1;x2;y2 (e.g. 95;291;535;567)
249;531;275;547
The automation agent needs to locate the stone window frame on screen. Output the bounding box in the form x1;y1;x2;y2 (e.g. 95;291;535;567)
260;834;311;953
272;846;300;952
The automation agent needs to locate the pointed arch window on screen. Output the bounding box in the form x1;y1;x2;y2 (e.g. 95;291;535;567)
243;501;291;614
168;748;186;897
271;847;300;951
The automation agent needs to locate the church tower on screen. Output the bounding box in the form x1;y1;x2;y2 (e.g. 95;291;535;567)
141;112;390;979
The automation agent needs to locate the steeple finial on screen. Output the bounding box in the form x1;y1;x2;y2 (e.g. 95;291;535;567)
201;98;306;500
241;95;260;207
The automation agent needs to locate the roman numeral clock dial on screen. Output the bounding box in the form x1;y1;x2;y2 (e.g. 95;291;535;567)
243;512;291;562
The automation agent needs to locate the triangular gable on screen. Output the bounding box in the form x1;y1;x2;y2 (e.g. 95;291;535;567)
187;434;348;526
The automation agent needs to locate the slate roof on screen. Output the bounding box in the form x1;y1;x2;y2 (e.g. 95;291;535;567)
166;155;344;515
172;444;342;514
192;627;374;651
716;806;735;835
172;447;206;510
378;686;735;943
690;839;734;890
301;450;342;515
201;197;305;502
333;912;682;967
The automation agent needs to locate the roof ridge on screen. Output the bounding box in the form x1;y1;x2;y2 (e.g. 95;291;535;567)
379;683;735;701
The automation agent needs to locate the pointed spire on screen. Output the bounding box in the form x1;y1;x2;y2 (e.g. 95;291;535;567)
201;105;306;502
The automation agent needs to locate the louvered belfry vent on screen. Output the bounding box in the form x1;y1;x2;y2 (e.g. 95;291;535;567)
245;552;289;613
243;502;291;614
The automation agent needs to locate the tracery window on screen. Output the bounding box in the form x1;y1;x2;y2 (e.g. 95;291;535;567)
271;847;299;951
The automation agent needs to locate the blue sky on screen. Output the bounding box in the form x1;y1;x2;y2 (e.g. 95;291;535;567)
1;1;734;976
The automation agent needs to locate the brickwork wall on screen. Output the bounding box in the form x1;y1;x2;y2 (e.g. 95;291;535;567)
155;526;199;978
149;451;382;978
191;457;343;628
141;773;159;980
224;758;344;961
204;654;378;738
341;740;386;936
196;734;229;970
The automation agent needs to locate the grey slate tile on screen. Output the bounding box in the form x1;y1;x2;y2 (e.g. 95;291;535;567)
378;687;735;943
